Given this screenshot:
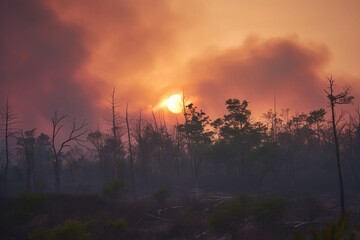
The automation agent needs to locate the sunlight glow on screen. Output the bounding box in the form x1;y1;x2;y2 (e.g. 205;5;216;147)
165;94;183;114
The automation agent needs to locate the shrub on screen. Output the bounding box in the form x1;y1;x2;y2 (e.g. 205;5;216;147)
29;227;49;240
167;211;201;237
254;195;286;224
15;193;48;212
48;219;90;240
6;193;48;225
153;188;170;205
102;180;126;200
108;218;128;235
209;195;255;235
294;216;359;240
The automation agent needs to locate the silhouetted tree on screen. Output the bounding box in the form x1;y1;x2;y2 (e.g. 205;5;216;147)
288;112;309;185
134;113;177;190
51;111;88;193
17;129;36;192
177;103;213;191
324;76;354;216
62;145;90;191
348;109;360;189
212;99;266;175
126;103;136;199
87;130;106;181
253;142;283;195
106;88;125;180
262;109;281;141
34;133;52;192
0;99;17;194
133;110;150;192
307;108;326;142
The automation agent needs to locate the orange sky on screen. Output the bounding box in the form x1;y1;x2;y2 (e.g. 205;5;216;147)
1;0;360;132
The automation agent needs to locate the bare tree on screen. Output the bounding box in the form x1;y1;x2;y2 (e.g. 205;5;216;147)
126;103;136;199
51;111;87;193
110;88;121;144
0;99;17;195
134;109;151;194
324;76;354;216
106;87;125;179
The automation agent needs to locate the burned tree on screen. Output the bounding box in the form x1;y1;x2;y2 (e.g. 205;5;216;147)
125;103;136;199
106;88;125;180
51;111;87;193
0;99;17;195
324;76;354;216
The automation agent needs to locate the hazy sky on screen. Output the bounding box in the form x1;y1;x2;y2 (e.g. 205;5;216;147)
1;0;360;132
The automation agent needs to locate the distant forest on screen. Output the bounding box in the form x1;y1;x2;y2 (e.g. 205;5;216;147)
1;80;359;204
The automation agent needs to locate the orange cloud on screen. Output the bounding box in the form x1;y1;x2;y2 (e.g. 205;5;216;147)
1;0;359;133
46;0;183;108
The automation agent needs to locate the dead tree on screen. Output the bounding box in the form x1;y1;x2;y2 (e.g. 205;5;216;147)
134;110;149;194
0;99;17;195
106;87;124;179
126;103;136;199
324;76;354;216
51;111;87;193
110;88;120;145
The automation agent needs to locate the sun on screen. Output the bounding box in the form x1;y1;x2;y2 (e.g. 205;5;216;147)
165;94;183;114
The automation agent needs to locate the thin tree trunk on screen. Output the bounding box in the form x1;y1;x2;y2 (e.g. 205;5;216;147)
32;155;36;192
26;149;31;192
137;110;148;194
111;88;118;145
330;100;345;216
51;111;87;193
175;119;181;177
4;101;9;195
126;103;136;199
54;155;61;193
2;99;16;195
325;77;352;217
258;172;266;197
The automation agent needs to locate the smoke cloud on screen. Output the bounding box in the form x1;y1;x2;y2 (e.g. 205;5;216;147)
1;0;358;133
0;0;180;132
187;37;332;119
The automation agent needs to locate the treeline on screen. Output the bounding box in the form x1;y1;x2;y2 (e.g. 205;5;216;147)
1;91;360;199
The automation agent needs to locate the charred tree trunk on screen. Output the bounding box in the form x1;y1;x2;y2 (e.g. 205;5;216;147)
330;95;345;216
1;99;16;195
126;103;136;199
325;76;354;216
4;103;9;194
51;111;87;193
109;87;124;180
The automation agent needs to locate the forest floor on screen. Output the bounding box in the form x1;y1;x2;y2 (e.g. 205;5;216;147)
1;188;360;240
